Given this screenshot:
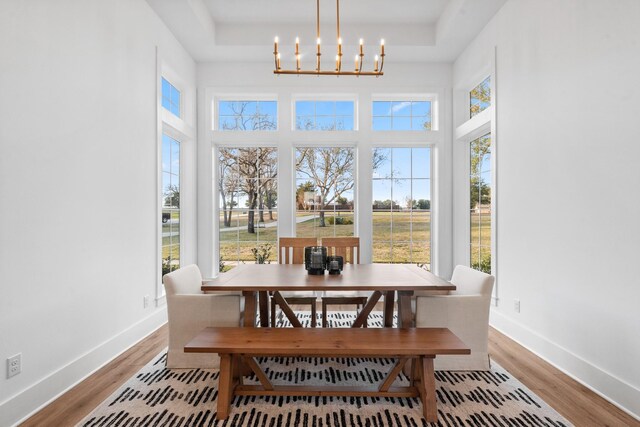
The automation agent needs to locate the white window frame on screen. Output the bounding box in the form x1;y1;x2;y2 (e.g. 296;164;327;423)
292;94;359;132
202;87;446;278
212;94;279;132
214;143;280;268
453;48;498;305
156;51;195;305
293;142;359;240
370;145;434;266
162;76;183;119
371;94;439;131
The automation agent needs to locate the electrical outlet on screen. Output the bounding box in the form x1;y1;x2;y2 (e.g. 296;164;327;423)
7;354;21;378
143;295;150;308
514;299;521;313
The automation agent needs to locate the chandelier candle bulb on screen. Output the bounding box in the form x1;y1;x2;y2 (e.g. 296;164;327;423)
374;55;379;71
354;55;359;71
295;37;299;55
381;39;385;56
274;36;279;53
359;38;364;55
338;37;342;55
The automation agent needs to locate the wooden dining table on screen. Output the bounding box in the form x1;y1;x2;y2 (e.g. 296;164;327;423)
201;263;455;328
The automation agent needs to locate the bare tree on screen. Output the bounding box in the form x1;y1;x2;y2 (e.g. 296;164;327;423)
220;148;277;234
221;102;277;131
218;102;278;232
296;148;354;227
218;151;238;227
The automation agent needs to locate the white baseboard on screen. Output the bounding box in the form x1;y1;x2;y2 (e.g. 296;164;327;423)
0;309;168;427
490;308;640;421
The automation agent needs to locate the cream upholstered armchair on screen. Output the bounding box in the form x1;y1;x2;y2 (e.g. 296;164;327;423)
163;264;242;368
415;265;495;370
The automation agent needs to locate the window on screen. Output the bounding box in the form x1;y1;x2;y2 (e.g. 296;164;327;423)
218;101;277;131
295;147;355;238
372;101;431;131
162;134;180;274
372;147;431;266
470;77;490;118
470;133;491;273
161;77;181;118
218;147;278;270
295;101;354;131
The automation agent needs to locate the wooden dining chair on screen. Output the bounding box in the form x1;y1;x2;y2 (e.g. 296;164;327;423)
320;237;369;327
271;237;319;327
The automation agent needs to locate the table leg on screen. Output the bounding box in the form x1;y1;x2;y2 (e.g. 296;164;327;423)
259;291;269;327
419;356;437;422
242;291;257;327
272;291;303;327
397;291;413;329
217;353;235;420
398;290;414;376
352;291;382;328
383;290;395;327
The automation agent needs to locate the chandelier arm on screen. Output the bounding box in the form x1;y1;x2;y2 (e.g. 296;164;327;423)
336;0;340;42
316;0;321;72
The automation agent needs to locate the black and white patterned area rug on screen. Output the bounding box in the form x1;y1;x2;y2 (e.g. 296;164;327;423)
78;313;571;427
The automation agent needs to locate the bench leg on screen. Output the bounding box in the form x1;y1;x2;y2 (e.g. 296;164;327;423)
217;353;235;420
419;356;437;422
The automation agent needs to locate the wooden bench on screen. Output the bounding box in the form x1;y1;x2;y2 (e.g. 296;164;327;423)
184;327;470;422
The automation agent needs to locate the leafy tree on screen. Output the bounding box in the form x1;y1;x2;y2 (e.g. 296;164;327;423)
470;77;491;117
416;199;431;210
372;199;401;210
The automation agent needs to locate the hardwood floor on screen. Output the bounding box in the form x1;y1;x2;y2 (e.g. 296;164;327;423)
21;312;639;427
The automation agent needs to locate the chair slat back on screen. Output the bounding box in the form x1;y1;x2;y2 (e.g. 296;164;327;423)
278;237;318;264
321;237;360;264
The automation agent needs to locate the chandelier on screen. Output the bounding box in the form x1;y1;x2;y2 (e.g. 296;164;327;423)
273;0;385;76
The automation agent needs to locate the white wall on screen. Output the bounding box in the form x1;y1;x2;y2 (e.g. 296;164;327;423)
0;1;195;425
196;61;454;279
453;0;640;418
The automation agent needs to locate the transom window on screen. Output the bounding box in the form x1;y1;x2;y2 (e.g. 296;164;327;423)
295;147;355;238
161;77;181;118
218;147;278;270
218;101;277;131
372;101;432;131
470;134;491;273
295;101;355;131
162;134;180;275
372;147;431;266
470;77;490;118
